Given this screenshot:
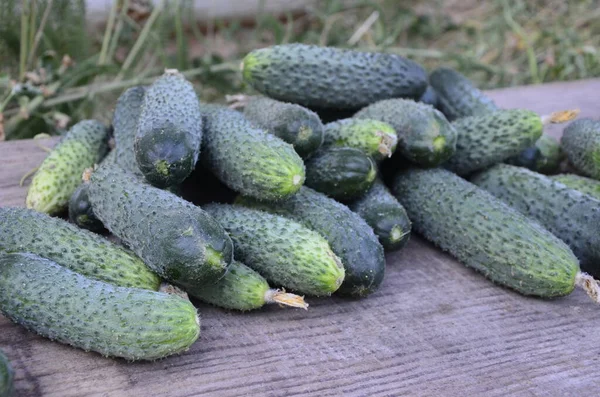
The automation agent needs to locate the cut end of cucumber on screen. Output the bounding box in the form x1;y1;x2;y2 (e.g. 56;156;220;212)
297;125;313;142
155;160;170;177
292;174;303;186
264;289;309;309
376;130;397;158
204;246;229;273
432;135;446;152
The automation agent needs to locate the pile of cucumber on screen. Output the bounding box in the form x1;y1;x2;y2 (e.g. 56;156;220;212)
2;44;600;370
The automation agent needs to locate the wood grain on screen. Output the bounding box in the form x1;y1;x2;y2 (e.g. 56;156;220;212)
2;79;600;397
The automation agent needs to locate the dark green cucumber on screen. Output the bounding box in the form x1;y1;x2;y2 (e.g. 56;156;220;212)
305;147;377;200
0;207;159;290
429;67;497;120
506;134;563;174
242;44;427;109
445;109;543;176
354;98;456;167
26;119;109;214
134;71;201;187
551;174;600;201
242;96;324;158
113;86;146;176
0;253;199;361
89;163;233;286
203;204;345;296
323;118;397;161
0;350;13;397
236;186;385;298
419;85;438;107
348;178;411;251
68;182;105;232
392;168;580;298
471;164;600;277
561;118;600;179
201;105;305;201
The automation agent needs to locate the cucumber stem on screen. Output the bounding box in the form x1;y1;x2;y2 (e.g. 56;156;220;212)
264;289;308;310
541;109;580;125
575;272;600;304
159;283;191;301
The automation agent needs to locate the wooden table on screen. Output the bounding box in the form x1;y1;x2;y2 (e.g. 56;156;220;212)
1;79;600;397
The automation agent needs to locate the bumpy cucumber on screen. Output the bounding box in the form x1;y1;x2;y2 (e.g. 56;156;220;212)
68;182;104;232
113;86;146;176
445;109;543;176
236;186;385;298
203;204;345;296
201;105;305;201
354;99;456;167
134;71;202;187
322;118;397;161
418;85;439;107
392;168;579;298
561;118;600;179
0;350;13;397
551;174;600;201
0;253;199;361
506;134;563;174
0;207;159;290
26;119;109;214
89;164;233;286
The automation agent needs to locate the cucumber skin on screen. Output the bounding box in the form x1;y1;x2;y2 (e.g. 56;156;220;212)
89;164;233;286
392;168;579;298
204;204;345;297
236;186;385;298
322;118;397;161
243;44;427;109
472;164;600;277
419;85;438;107
0;350;13;397
68;183;105;232
0;253;200;361
506;134;563;174
0;207;160;290
113;86;146;176
561;118;600;179
135;73;202;187
26;120;109;214
551;174;600;201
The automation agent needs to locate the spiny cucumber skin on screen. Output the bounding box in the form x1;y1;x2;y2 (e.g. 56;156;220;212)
135;73;202;187
0;207;160;290
445;109;543;176
551;174;600;201
392;168;579;298
561;118;600;179
113;86;146;177
236;186;385;298
349;178;411;252
506;134;563;174
354;99;457;167
0;350;13;397
201;105;305;201
68;183;104;232
0;253;200;361
88;164;233;286
429;67;497;121
323;118;397;161
26;120;109;214
203;204;345;297
242;44;427;109
243;96;324;158
471;164;600;277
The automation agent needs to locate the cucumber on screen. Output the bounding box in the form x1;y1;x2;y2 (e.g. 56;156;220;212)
322;118;398;161
445;109;543;176
305;147;377;200
68;182;104;232
551;174;600;201
471;164;600;277
242;96;324;158
26;119;109;214
134;71;202;187
418;85;438;107
88;163;233;286
429;67;497;121
348;178;411;251
203;204;345;296
392;168;579;298
113;86;146;176
0;253;200;361
242;44;427;109
0;207;159;290
561;118;600;179
201;105;305;201
185;260;307;311
506;134;563;174
236;186;385;298
354;99;457;167
0;350;13;397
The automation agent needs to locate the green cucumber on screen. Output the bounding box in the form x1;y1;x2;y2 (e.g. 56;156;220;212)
551;174;600;201
26;119;109;214
236;186;385;298
506;134;563;174
68;182;104;232
348;178;411;251
419;85;439;107
89;163;233;286
392;168;580;298
322;118;397;161
305;147;377;200
201;105;305;201
354;98;456;167
0;207;159;290
445;109;543;176
0;350;13;397
561;118;600;179
203;204;345;296
113;86;146;176
242;44;427;109
134;71;201;187
0;253;199;361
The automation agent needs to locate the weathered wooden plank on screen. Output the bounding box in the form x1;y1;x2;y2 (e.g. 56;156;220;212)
1;79;600;397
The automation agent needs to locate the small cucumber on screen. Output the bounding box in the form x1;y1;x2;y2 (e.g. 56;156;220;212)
322;118;398;161
0;350;13;397
305;147;377;200
113;86;146;176
68;182;105;232
561;118;600;179
203;204;345;296
551;174;600;201
506;134;563;174
0;253;200;361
